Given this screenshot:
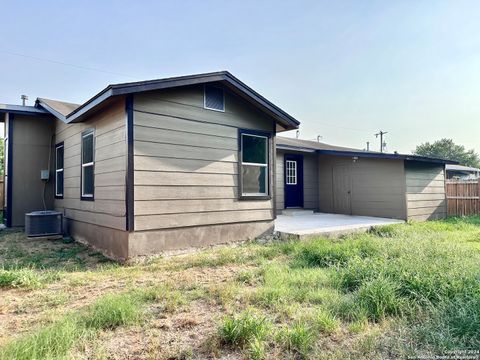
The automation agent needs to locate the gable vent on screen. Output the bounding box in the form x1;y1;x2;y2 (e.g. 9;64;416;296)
204;85;225;111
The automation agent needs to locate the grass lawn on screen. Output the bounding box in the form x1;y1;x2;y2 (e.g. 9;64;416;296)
0;217;479;359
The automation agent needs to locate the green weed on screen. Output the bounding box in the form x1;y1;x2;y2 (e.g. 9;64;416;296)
275;321;314;359
0;268;60;289
219;310;270;347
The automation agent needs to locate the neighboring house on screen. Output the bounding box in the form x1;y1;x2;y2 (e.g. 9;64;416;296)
276;137;452;221
446;164;480;180
0;71;453;260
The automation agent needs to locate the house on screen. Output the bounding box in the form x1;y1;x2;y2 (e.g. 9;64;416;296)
446;164;480;180
276;137;451;221
0;71;453;260
1;72;298;260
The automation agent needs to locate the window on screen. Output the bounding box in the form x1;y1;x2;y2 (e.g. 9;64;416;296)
204;85;225;111
286;160;297;185
55;143;64;198
240;131;270;198
81;129;95;200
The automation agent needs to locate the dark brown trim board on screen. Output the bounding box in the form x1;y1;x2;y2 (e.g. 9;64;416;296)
272;121;277;218
80;128;95;201
237;128;273;201
5;113;14;227
54;141;64;199
125;95;134;231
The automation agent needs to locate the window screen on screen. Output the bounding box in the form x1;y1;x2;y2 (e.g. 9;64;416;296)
204;85;225;111
55;143;64;197
81;130;95;199
240;133;269;196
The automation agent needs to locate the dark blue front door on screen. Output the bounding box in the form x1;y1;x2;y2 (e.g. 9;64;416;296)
284;154;304;208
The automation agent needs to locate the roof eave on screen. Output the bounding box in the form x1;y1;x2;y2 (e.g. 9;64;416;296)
0;104;49;117
65;89;114;123
276;144;455;164
60;71;299;128
276;144;317;153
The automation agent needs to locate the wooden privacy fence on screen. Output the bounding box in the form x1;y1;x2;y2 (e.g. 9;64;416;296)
445;179;480;216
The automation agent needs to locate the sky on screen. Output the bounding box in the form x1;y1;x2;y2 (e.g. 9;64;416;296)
1;0;479;154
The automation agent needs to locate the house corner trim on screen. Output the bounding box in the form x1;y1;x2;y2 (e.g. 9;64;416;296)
125;95;134;232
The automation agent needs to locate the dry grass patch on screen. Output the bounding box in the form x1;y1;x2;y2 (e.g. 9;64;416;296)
1;217;480;359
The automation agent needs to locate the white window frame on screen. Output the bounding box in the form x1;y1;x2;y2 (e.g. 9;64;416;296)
241;133;269;197
81;129;95;199
204;85;225;112
286;160;297;185
55;143;64;197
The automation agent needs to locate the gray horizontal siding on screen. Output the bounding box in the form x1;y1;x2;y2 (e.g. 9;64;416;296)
133;86;275;232
276;152;285;210
275;150;318;211
405;162;446;221
318;155;407;220
304;153;319;210
54;98;127;230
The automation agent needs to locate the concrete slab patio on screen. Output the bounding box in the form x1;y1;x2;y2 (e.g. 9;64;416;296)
275;212;404;239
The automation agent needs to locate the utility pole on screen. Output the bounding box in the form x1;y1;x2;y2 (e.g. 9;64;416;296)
21;95;28;106
374;131;388;153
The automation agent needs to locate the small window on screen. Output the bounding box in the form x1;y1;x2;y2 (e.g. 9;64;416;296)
286;160;297;185
81;129;95;200
204;85;225;111
240;132;269;197
55;143;64;198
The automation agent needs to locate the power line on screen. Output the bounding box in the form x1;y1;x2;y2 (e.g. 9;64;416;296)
1;50;138;79
375;130;388;153
1;50;391;140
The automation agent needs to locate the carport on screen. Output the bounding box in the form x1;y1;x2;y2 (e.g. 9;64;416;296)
275;137;453;222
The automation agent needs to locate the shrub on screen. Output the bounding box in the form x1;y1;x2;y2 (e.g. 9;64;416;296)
219;310;270;347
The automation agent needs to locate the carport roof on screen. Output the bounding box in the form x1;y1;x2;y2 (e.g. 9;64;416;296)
0;104;49;116
276;137;456;165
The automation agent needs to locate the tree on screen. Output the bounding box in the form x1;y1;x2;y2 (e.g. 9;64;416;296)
413;138;480;168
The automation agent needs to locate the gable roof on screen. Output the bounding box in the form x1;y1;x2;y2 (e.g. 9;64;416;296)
34;71;300;130
36;98;80;118
277;136;456;165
